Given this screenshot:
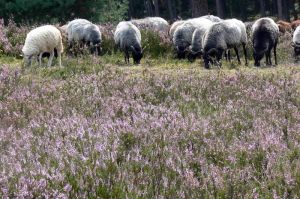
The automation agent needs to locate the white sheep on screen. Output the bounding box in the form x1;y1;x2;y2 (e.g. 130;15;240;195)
292;26;300;56
67;19;102;55
22;25;63;67
202;18;248;68
114;21;143;64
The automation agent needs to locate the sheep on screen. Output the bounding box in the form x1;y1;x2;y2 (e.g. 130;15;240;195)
131;17;170;33
188;20;214;61
292;26;300;56
291;19;300;30
202;18;248;69
114;21;143;64
169;20;185;38
22;25;63;67
252;17;279;67
67;19;102;56
173;17;212;59
277;20;292;33
201;15;222;22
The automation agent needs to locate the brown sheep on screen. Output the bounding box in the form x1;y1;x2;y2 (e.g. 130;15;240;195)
291;20;300;30
277;20;292;33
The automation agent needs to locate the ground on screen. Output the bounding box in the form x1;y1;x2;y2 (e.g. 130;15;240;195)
0;54;300;198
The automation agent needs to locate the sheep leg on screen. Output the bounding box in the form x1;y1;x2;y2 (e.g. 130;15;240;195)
234;47;241;64
67;42;74;56
125;50;130;64
225;50;231;62
39;53;43;67
47;51;55;67
58;52;62;67
274;43;278;65
97;46;101;56
265;52;269;65
242;43;248;66
268;49;272;66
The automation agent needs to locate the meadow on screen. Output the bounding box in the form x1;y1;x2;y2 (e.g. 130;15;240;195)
0;20;300;198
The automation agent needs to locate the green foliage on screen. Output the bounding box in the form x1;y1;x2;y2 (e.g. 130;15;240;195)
141;30;173;59
0;0;128;24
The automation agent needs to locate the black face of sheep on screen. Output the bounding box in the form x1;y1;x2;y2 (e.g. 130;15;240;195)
293;43;300;56
131;46;143;64
175;46;187;59
89;40;102;56
203;48;223;69
294;47;300;56
187;51;202;62
253;50;265;67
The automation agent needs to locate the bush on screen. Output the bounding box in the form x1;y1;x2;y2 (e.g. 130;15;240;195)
141;30;173;58
0;19;29;57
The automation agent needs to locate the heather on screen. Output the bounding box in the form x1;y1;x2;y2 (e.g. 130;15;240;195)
0;58;300;198
0;18;300;198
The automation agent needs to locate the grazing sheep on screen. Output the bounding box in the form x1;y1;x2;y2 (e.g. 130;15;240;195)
114;21;143;64
188;20;214;61
22;25;63;67
169;20;185;38
252;17;279;67
277;20;292;33
67;19;102;55
291;19;300;30
202;18;248;69
173;17;212;59
292;26;300;56
131;17;170;33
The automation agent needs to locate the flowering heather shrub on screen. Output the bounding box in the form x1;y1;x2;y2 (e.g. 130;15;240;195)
0;19;29;57
0;62;299;198
141;29;173;58
99;23;116;55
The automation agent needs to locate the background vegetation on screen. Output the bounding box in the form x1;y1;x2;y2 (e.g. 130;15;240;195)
0;0;299;198
0;0;299;24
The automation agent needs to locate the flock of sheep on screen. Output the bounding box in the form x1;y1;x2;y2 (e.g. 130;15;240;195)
21;15;300;69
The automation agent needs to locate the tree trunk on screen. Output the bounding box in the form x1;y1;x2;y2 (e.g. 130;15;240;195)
167;0;175;21
144;0;154;16
128;0;133;19
277;0;283;19
154;0;160;16
216;0;225;18
282;0;290;21
259;0;266;17
191;0;208;17
292;0;298;20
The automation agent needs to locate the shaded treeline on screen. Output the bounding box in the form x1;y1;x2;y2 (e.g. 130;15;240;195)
0;0;299;24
